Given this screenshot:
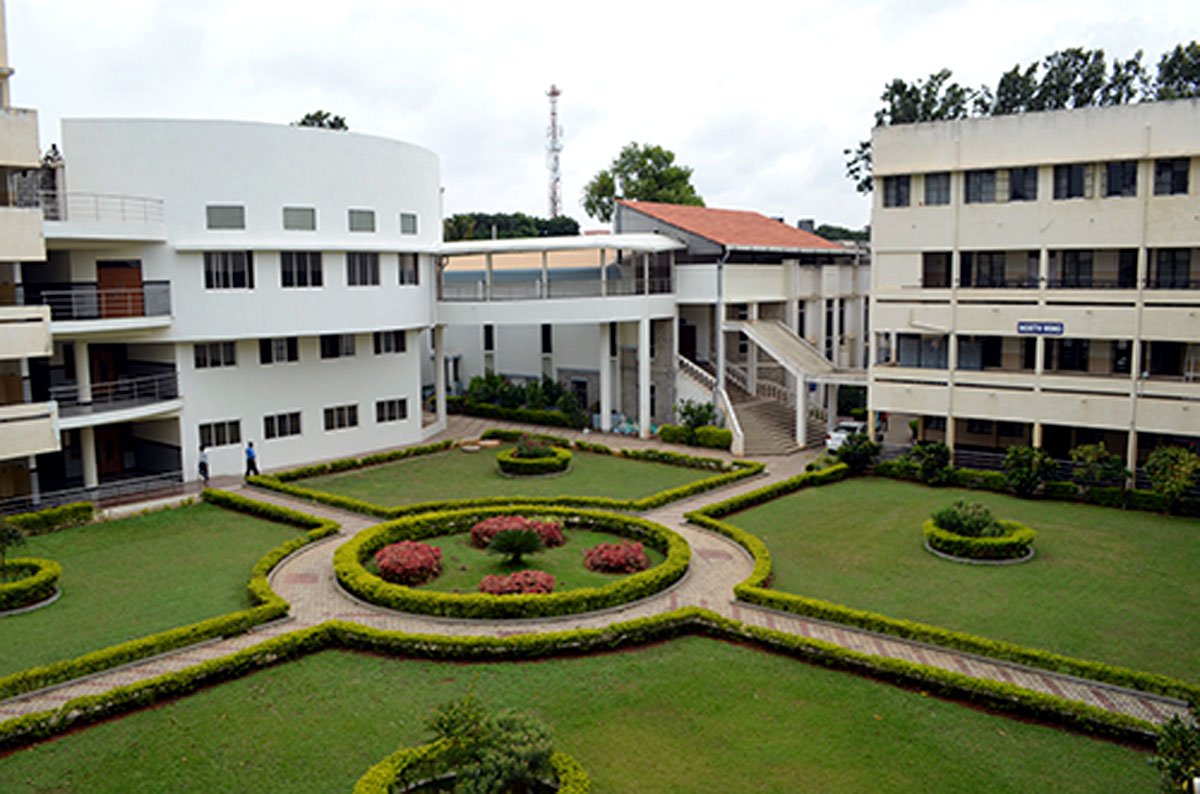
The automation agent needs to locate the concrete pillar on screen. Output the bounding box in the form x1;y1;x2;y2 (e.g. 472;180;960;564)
828;383;839;427
1125;429;1138;479
27;455;40;504
746;302;758;393
599;322;612;432
1032;421;1043;448
80;426;98;488
867;409;877;442
541;251;549;299
796;375;807;448
74;341;92;403
433;325;447;426
638;316;651;439
485;253;493;301
945;416;957;462
599;249;607;297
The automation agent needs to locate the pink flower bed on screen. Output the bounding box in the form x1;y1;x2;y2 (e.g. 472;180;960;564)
477;569;556;595
374;540;442;585
469;515;564;549
583;540;650;574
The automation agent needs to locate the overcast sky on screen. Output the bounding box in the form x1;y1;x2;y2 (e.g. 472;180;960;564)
7;0;1197;232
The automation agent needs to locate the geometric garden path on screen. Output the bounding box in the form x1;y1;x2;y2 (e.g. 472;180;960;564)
0;416;1189;728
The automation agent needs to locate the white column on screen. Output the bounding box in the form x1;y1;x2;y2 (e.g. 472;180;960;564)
74;341;92;403
80;426;98;488
746;302;758;394
795;374;807;448
433;325;447;426
599;322;612;431
599;249;607;297
638;316;651;439
485;253;493;301
541;251;549;299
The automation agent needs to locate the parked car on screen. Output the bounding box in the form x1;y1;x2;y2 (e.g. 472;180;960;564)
826;421;868;452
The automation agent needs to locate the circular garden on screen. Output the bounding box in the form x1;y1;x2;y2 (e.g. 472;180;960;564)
923;499;1037;562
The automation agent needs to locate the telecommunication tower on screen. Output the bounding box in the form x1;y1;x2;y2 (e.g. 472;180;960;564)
546;84;563;218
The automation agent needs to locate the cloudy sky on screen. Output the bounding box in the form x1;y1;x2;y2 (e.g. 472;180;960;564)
7;0;1197;232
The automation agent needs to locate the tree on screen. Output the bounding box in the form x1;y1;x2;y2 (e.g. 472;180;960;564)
426;693;554;794
487;529;545;566
912;441;952;486
1150;703;1200;794
836;433;879;475
1154;42;1200;99
294;110;347;130
814;223;869;241
582;142;703;222
1068;443;1127;492
1003;445;1056;498
1144;446;1200;512
443;212;579;242
0;520;26;582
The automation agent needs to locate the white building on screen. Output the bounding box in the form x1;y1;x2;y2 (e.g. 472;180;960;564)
868;99;1200;468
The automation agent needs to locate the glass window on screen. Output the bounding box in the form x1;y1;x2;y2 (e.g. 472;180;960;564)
194;341;237;369
264;411;301;439
399;213;418;235
206;205;245;230
1053;164;1086;199
323;404;359;431
320;334;356;359
348;209;376;233
281;251;323;288
259;337;299;365
398;253;419;285
282;206;316;230
1009;167;1038;201
373;330;406;354
375;398;408;423
883;175;910;208
203;251;254;289
924;173;950;205
921;252;950;288
1154;158;1189;196
347;252;380;286
198;420;241;448
1105;161;1138;197
964;170;995;204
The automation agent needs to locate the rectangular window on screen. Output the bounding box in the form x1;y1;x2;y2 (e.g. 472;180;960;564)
541;323;552;354
924;416;947;431
1153;249;1191;289
483;324;495;352
1054;164;1086;199
1061;250;1094;287
1047;339;1089;372
1154;158;1189;196
882;175;910;207
348;209;376;232
263;411;301;440
373;330;406;354
194;341;237;369
399;213;418;235
998;422;1025;438
964;170;995;204
1111;340;1132;374
206;205;245;230
375;398;408;423
203;251;254;289
960;252;1005;288
398;253;419;285
921;252;950;288
320;334;356;359
1118;249;1138;288
1009;167;1038;201
259;337;299;365
347;252;380;286
282;206;316;231
608;322;617;355
966;419;994;435
280;251;323;288
323;404;358;431
1105;160;1138;197
198;420;241;448
924;173;950;205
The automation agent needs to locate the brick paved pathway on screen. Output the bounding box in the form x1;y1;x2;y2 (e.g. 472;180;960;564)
0;417;1188;729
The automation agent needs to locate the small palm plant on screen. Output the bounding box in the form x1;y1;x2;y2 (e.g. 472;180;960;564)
0;520;27;582
487;529;545;566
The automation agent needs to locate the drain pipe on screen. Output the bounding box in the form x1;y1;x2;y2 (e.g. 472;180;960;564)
714;247;730;410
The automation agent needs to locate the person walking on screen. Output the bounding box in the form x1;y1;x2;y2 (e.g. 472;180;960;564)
245;441;260;478
198;444;210;487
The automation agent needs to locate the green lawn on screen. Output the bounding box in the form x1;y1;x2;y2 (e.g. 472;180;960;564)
729;477;1200;680
0;638;1152;793
0;503;302;676
296;445;712;505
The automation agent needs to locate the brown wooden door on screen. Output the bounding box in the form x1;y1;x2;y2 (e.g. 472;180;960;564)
97;261;143;318
89;345;123;404
95;425;125;477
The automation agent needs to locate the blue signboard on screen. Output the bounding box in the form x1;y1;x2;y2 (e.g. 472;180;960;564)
1017;321;1064;336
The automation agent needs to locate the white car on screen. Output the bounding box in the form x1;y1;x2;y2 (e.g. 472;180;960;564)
826;421;868;452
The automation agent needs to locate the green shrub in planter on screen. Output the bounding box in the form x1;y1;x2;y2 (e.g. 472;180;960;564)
930;500;1002;538
0;558;61;611
658;424;694;445
924;519;1037;560
496;446;572;475
912;442;952;485
693;425;732;450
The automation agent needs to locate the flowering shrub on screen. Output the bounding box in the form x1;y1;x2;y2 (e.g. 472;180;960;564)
375;540;442;585
515;435;556;459
478;569;556;595
584;540;650;573
470;516;564;549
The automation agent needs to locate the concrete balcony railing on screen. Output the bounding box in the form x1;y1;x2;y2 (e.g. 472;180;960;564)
31;282;171;321
0;401;60;459
51;371;180;417
440;276;672;303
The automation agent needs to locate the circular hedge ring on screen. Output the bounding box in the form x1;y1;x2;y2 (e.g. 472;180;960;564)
922;519;1037;562
333;503;690;619
0;557;63;613
496;446;572;476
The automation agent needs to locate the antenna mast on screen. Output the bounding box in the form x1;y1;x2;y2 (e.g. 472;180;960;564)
545;84;563;218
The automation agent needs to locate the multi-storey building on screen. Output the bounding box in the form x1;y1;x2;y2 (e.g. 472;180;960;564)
869;99;1200;467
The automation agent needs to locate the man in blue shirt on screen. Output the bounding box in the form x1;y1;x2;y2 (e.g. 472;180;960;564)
245;441;260;478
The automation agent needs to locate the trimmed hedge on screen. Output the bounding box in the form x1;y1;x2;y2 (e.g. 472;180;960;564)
924;519;1037;560
0;489;339;702
446;396;584;429
272;440;456;483
657;424;732;450
334;504;690;619
7;502;94;536
0;609;1161;754
496;446;572;475
0;558;61;611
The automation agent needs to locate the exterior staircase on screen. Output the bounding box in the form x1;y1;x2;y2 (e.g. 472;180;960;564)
736;398;799;455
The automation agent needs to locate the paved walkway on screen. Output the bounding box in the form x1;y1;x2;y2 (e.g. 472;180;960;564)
0;417;1188;730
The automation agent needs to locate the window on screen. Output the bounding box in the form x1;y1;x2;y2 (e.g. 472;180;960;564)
1118;249;1138;288
541;323;552;354
922;252;950;288
281;251;323;288
1153;249;1191;289
203;251;254;289
1105;160;1138;197
373;330;406;354
264;411;301;439
1146;341;1184;376
348;209;376;232
1054;164;1086;199
320;334;356;359
882;175;910;207
966;419;994;435
1154;158;1189;195
1046;339;1089;372
1056;250;1094;287
608;322;617;355
1111;340;1132;374
282;206;316;231
399;213;418;235
964;170;995;204
924;416;946;431
1009;167;1038;201
194;341;236;369
998;422;1025;438
206;205;245;230
375;398;408;423
398;253;419;285
323;404;358;431
347;252;380;286
960;252;1005;287
259;337;299;365
483;324;495;352
199;420;241;448
924;173;950;205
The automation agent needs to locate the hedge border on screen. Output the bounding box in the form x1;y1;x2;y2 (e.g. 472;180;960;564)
0;489;339;702
334;504;690;619
686;466;1200;704
6;502;94;536
923;519;1037;560
496;446;573;475
249;432;763;518
0;558;62;612
446;395;585;430
0;608;1160;754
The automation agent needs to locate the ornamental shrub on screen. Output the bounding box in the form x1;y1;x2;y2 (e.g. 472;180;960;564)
912;442;952;485
931;500;1003;538
375;541;442;586
0;521;27;582
515;434;555;459
584;540;650;573
426;694;555;794
693;425;733;450
1150;703;1200;794
1003;445;1056;498
470;516;564;549
477;569;555;595
677;398;718;429
1144;446;1200;512
1069;442;1128;491
835;433;879;474
487;529;545;565
658;424;694;445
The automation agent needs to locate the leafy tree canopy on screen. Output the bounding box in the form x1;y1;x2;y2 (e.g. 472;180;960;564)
294;110;348;130
814;223;869;241
582;142;703;222
443;212;579;242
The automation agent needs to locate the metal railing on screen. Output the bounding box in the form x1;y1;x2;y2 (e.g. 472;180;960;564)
51;371;180;413
36;282;171;321
39;190;165;224
0;470;184;516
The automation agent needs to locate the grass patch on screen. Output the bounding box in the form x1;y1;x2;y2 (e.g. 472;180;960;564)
0;503;302;676
729;477;1200;680
0;637;1152;793
296;444;711;505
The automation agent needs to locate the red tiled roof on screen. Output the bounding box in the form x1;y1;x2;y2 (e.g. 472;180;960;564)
617;200;842;251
